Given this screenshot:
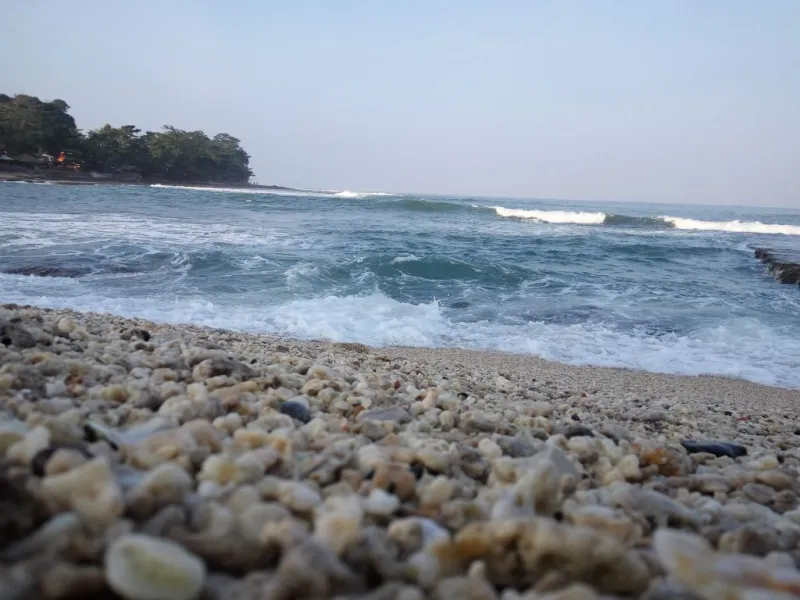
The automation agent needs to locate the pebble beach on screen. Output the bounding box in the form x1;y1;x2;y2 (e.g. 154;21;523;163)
2;303;800;600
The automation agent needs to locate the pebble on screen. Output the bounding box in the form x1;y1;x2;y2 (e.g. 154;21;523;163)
681;440;748;458
357;406;412;424
0;306;799;599
279;400;311;423
105;533;206;600
364;488;400;516
41;455;124;526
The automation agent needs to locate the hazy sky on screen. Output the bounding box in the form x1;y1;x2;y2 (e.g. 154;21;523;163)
4;1;799;206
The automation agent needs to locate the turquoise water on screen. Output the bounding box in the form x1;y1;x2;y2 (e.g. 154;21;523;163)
2;182;799;387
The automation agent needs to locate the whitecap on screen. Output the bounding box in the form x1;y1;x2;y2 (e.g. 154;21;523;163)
493;207;607;224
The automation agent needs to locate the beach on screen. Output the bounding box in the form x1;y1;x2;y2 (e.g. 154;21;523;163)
2;304;800;599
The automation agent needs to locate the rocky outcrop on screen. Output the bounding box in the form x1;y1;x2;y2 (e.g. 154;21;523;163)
754;248;800;285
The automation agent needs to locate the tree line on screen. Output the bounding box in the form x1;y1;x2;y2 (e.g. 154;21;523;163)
0;93;253;183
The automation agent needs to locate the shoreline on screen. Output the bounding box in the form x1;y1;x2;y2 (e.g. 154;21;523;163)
1;303;799;598
9;302;800;416
0;171;298;192
5;302;800;397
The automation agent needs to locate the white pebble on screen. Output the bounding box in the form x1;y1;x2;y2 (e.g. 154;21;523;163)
105;534;206;600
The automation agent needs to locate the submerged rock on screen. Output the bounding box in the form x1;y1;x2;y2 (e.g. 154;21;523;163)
754;248;800;285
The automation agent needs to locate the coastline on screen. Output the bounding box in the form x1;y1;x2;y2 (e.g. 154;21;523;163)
0;171;297;192
2;303;800;598
7;304;800;434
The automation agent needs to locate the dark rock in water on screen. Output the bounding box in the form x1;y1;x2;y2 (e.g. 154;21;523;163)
449;301;470;309
0;319;36;349
681;440;747;458
754;248;800;285
2;265;92;278
279;401;311;423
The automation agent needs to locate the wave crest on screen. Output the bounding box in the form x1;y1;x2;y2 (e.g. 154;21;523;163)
493;207;606;224
333;190;395;199
659;216;800;236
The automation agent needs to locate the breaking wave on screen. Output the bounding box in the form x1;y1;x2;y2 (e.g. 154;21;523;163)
660;216;800;236
493;207;606;224
492;206;800;235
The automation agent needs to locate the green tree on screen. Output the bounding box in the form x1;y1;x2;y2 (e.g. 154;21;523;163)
0;94;80;155
82;124;150;173
1;93;253;183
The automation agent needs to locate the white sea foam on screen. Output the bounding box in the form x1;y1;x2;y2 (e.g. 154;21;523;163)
149;183;395;199
333;190;395;199
0;212;312;250
283;262;320;285
2;275;799;388
493;207;607;224
150;183;326;197
660;216;800;236
390;254;420;264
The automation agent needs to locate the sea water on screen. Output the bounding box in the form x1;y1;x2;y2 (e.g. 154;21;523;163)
2;182;799;388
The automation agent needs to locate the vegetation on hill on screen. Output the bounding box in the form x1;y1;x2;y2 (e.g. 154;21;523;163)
0;93;252;183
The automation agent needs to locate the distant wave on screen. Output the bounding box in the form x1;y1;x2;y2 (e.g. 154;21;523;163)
333;190;395;199
492;206;800;235
150;183;303;196
660;216;800;236
493;207;607;224
150;183;396;199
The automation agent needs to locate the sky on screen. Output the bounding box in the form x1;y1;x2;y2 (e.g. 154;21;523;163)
3;1;799;206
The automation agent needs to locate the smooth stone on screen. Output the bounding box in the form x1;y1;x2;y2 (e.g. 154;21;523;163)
553;424;594;439
105;534;206;600
681;440;747;458
640;409;665;423
279;401;311;423
496;435;538;457
357;406;412;424
0;319;37;349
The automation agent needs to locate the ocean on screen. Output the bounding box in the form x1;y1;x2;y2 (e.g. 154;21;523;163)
2;182;799;388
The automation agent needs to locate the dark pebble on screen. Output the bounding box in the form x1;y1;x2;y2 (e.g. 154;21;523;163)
555;424;594;438
132;327;151;342
571;414;581;422
0;319;37;349
724;411;733;416
794;430;800;436
681;440;747;458
279;401;311;423
409;463;425;480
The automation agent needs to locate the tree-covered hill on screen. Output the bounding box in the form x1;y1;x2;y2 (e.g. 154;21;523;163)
0;94;252;183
